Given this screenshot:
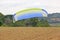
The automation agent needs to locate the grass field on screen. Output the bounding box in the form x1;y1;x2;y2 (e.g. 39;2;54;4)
0;27;60;40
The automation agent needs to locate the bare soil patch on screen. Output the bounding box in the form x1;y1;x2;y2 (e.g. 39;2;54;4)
0;27;60;40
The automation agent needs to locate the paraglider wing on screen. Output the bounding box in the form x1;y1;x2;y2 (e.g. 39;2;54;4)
14;8;48;21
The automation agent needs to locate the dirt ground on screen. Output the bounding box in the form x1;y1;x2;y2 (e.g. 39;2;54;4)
0;27;60;40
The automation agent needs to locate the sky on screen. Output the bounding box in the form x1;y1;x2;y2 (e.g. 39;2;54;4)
0;0;60;15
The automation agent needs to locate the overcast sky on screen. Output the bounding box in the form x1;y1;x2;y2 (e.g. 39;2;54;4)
0;0;60;15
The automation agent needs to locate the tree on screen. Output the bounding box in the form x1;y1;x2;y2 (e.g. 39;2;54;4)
0;12;4;26
37;18;49;27
0;12;4;16
3;15;13;26
0;22;3;26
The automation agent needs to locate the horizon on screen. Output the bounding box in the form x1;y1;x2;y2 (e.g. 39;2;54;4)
0;0;60;15
2;12;60;15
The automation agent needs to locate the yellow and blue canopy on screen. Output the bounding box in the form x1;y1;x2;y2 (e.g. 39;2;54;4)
14;8;48;21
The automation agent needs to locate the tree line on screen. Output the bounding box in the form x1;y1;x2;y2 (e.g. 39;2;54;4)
0;12;49;27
